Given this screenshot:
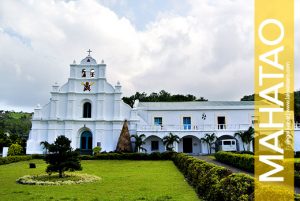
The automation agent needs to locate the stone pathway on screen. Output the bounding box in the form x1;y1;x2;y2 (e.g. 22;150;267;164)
195;155;300;194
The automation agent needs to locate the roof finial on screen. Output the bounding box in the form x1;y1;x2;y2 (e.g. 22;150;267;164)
87;49;92;56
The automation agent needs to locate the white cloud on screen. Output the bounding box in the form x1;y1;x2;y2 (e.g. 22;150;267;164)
0;0;298;112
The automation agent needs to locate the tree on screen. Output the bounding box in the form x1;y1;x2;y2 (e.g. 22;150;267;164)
8;143;23;156
131;134;147;152
122;90;208;107
162;133;180;151
93;146;102;155
201;133;217;154
41;135;82;178
40;141;50;154
234;127;254;151
116;120;132;152
0;132;11;151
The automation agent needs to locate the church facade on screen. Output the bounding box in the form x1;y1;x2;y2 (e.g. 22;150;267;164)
26;52;300;155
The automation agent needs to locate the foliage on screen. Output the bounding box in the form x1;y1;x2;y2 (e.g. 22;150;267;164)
234;127;254;151
131;134;147;152
214;151;254;172
122;90;208;107
0;111;32;152
172;153;254;201
162;133;180;151
200;133;217;154
41;135;82;178
8;143;23;156
216;173;254;201
16;173;100;185
92;146;102;155
81;152;175;160
116;120;132;152
0;155;32;165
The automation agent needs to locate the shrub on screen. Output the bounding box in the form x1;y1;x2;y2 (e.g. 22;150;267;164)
8;143;23;156
173;153;260;200
42;136;82;178
0;155;32;165
200;166;232;201
295;151;300;158
31;154;45;159
255;183;296;201
216;173;254;201
92;146;102;155
239;151;254;155
214;151;254;172
80;152;175;161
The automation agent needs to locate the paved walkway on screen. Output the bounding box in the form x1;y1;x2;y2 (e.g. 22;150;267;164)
195;155;300;194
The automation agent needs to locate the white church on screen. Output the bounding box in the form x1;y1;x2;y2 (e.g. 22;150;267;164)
26;51;300;155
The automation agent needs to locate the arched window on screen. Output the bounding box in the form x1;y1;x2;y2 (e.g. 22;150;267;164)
82;69;86;77
90;69;95;78
83;102;91;118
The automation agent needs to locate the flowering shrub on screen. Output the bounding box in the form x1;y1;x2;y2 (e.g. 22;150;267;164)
16;173;100;185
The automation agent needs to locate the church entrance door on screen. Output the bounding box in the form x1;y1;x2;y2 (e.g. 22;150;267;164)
80;131;93;155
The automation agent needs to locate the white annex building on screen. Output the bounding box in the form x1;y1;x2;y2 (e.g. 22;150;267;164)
26;52;300;155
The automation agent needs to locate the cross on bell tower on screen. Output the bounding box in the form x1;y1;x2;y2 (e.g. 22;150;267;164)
87;49;92;56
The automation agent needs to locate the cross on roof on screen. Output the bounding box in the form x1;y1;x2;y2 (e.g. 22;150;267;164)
87;49;92;56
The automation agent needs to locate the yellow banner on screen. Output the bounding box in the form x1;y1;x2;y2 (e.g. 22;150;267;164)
255;0;294;200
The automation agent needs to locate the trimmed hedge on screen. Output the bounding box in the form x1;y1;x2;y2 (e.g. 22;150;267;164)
173;153;300;201
214;151;254;172
0;155;32;165
172;153;255;201
216;173;254;201
80;152;175;160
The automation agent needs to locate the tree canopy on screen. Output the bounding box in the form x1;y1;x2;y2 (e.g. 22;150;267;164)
131;134;147;153
200;133;217;154
0;111;32;152
162;133;180;151
122;90;208;107
41;135;82;178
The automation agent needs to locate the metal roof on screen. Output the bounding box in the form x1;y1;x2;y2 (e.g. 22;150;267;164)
137;101;254;110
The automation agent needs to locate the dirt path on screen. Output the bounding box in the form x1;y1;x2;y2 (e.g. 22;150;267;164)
195;155;300;194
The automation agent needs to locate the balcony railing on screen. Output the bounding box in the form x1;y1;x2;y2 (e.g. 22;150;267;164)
137;123;300;131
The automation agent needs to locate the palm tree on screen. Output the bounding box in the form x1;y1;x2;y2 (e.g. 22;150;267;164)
162;133;180;151
200;133;217;154
234;126;254;151
40;141;50;154
131;134;147;153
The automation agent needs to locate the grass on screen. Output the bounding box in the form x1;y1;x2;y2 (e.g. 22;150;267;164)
0;160;200;201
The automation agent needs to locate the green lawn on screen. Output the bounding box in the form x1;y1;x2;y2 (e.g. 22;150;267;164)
0;160;200;201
